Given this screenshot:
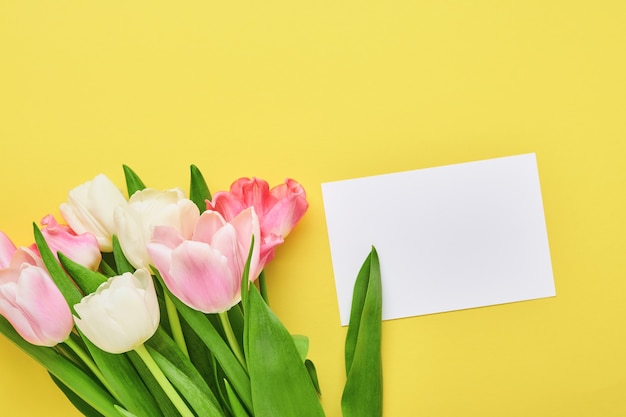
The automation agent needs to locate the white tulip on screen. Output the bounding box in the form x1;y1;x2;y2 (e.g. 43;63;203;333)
73;269;159;354
60;174;128;252
114;188;200;269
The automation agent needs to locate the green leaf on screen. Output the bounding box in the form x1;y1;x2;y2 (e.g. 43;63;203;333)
0;317;119;417
112;235;135;274
114;406;139;417
59;253;107;294
122;165;147;197
126;349;181;417
154;273;253;413
50;373;105;417
258;270;269;305
227;304;245;352
292;334;309;362
80;335;164;417
189;164;212;211
305;359;322;396
245;286;325;417
33;223;83;309
149;347;224;417
224;379;250;417
99;257;117;277
341;246;383;417
147;327;222;410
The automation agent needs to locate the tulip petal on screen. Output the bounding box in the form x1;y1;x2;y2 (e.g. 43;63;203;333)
192;211;226;244
0;265;72;346
208;192;247;222
169;241;239;313
0;231;16;269
229;207;261;280
40;215;102;271
61;174;127;251
151;225;184;249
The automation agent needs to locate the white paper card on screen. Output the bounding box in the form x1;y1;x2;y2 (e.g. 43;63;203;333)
322;153;555;325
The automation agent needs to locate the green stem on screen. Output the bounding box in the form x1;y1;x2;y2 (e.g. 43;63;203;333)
165;293;189;358
64;337;123;404
218;311;246;370
134;344;195;417
258;269;269;305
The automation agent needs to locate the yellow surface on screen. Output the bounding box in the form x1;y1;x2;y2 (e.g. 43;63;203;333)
1;1;625;416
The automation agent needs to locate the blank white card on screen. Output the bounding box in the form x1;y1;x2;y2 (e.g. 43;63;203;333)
321;153;555;325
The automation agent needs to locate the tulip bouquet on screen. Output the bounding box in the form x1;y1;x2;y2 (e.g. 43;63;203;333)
0;165;382;417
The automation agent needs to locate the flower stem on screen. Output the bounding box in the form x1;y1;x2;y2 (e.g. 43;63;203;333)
64;337;123;404
218;311;246;370
165;293;189;358
134;344;195;417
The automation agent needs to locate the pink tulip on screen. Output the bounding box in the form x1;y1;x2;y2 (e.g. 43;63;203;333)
0;231;73;346
147;208;263;313
208;177;308;265
38;215;102;271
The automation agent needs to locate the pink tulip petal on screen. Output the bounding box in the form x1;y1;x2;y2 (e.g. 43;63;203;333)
11;247;43;269
0;265;72;346
40;215;102;270
261;193;308;238
240;178;273;214
229;207;262;279
146;242;174;281
193;211;227;243
169;241;239;313
0;232;17;269
16;265;72;344
208;192;247;221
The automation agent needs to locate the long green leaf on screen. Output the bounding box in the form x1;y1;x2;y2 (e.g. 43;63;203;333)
341;247;383;417
81;335;164;417
224;379;250;417
305;359;322;396
122;165;147;197
292;334;309;362
114;406;140;417
0;317;119;417
126;350;181;417
147;327;222;410
245;286;325;417
149;347;224;417
112;235;135;274
189;164;212;211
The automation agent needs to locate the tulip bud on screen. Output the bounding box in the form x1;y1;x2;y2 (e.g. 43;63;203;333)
73;269;159;354
60;174;128;252
114;188;200;269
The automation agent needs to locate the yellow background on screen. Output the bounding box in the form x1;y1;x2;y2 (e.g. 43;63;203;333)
1;1;625;416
